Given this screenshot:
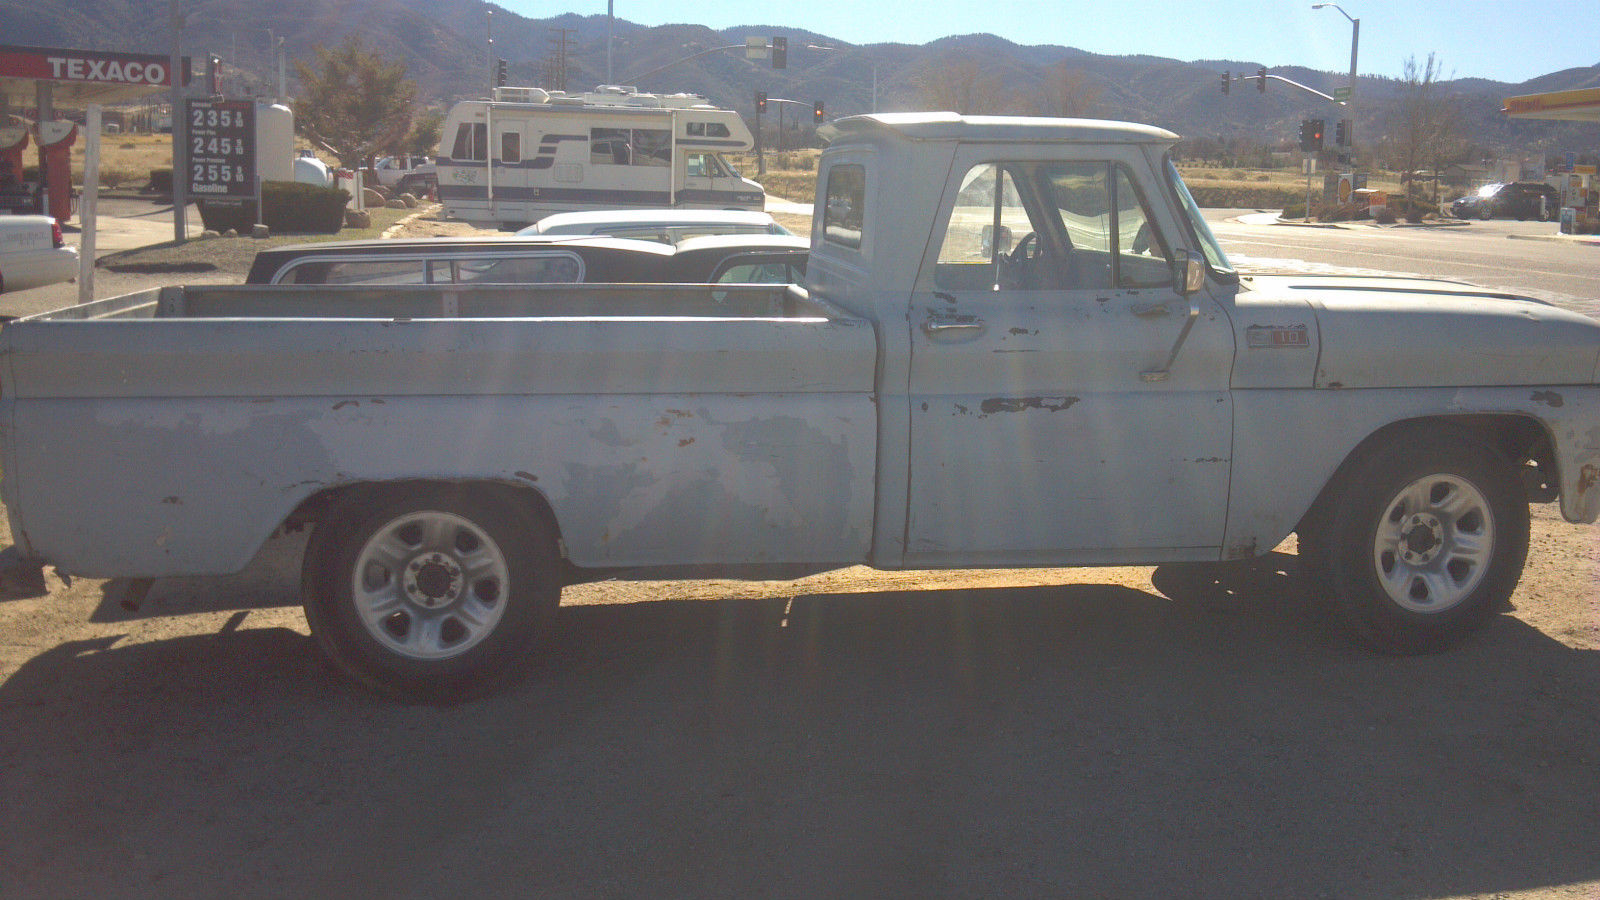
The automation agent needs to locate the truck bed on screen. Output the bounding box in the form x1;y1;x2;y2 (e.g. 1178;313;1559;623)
1;283;879;577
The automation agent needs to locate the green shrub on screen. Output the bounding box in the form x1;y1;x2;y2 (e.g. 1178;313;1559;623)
199;181;351;234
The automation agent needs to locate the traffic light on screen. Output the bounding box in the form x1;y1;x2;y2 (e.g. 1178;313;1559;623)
1256;67;1267;93
495;58;508;87
755;90;767;114
813;101;824;123
1335;118;1350;146
1299;118;1325;152
771;36;787;69
1221;71;1230;95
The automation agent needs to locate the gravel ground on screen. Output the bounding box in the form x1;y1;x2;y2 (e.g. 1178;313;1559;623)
2;203;1598;898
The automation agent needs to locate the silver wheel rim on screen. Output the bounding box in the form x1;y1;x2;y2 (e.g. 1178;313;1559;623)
1372;474;1494;614
352;510;511;660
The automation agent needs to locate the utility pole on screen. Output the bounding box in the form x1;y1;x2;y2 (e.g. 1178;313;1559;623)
170;0;187;241
545;28;575;92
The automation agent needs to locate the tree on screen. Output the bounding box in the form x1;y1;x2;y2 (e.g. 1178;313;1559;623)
403;112;444;157
293;36;418;170
1388;53;1462;204
916;56;1007;115
1036;63;1102;118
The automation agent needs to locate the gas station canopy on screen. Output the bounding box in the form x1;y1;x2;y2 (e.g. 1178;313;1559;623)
0;44;194;109
1503;87;1600;123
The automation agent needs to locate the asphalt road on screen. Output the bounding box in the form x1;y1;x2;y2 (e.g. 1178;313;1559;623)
1204;210;1600;313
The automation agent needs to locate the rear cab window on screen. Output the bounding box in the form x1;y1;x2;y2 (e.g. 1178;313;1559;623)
822;164;866;249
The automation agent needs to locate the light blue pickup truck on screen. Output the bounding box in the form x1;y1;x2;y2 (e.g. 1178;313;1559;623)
4;113;1598;699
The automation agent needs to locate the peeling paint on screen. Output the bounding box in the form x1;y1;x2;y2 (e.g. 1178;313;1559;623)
1579;463;1600;497
332;400;359;410
1531;390;1565;408
161;496;181;505
678;437;696;447
1008;328;1038;336
514;471;538;482
979;396;1079;415
1224;538;1258;560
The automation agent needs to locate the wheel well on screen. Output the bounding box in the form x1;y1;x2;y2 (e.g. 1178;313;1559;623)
285;478;564;553
1298;414;1553;536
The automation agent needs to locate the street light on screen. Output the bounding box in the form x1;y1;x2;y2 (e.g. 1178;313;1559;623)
807;44;877;113
1312;2;1359;163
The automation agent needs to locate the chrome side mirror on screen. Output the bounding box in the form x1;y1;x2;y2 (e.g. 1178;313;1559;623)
1172;248;1206;295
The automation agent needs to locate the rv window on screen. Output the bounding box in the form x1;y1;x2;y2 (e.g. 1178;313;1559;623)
687;152;727;178
687;122;731;138
500;131;521;163
823;164;866;249
592;128;630;165
451;123;488;161
632;129;671;167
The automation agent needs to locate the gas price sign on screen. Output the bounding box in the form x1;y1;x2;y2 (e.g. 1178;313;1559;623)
185;99;255;201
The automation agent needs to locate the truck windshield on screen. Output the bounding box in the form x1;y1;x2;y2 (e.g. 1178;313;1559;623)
1165;159;1235;280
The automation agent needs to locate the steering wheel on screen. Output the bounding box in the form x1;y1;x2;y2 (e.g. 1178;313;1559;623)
1008;232;1038;263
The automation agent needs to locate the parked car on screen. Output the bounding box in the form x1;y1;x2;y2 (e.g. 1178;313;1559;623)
243;234;807;288
245;235;675;286
370;156;436;196
666;234;808;285
1450;182;1561;221
0;215;77;293
516;208;791;243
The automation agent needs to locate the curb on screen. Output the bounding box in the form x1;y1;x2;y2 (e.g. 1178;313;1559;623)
382;202;441;239
1507;231;1600;247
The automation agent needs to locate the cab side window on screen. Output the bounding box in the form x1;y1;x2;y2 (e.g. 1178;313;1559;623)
934;161;1171;292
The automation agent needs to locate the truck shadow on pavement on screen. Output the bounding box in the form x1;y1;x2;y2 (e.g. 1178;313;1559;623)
4;564;1599;898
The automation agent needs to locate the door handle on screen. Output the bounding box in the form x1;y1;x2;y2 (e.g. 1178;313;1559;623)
922;316;987;337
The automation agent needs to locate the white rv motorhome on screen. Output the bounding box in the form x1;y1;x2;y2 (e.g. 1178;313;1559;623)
437;85;767;226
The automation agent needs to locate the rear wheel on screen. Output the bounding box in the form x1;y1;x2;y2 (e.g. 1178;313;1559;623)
1317;430;1527;653
303;486;561;701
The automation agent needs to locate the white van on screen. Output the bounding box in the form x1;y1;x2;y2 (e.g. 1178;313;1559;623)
437;85;766;227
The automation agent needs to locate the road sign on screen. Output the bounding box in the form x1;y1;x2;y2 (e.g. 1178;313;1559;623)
745;37;768;60
1333;86;1351;102
184;98;254;203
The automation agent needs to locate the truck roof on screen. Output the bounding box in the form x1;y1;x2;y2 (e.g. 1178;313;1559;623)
824;113;1179;145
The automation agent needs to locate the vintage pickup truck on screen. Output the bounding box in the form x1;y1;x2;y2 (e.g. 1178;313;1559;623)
3;113;1598;700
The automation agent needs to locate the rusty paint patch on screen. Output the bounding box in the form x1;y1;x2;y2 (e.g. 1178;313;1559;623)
678;437;696;447
1008;327;1038;336
1531;390;1565;408
332;400;358;410
514;471;538;482
1579;464;1600;496
161;496;181;505
1224;538;1259;560
979;396;1079;415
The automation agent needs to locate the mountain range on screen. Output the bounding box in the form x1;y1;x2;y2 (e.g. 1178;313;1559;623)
7;0;1598;159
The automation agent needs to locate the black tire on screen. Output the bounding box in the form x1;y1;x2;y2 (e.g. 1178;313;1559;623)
1317;429;1528;654
302;485;561;701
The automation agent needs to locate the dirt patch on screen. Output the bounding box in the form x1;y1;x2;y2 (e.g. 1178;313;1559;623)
1;502;1597;897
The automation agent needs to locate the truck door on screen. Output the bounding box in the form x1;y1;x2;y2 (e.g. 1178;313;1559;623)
904;150;1235;564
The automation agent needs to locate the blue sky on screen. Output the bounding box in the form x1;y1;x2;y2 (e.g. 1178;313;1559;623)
501;0;1599;85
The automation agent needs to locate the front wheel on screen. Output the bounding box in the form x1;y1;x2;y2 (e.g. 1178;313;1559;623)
1318;430;1528;654
302;486;561;701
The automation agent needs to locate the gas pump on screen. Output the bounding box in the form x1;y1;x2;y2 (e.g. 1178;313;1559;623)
0;124;28;185
35;120;76;225
0;124;32;213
